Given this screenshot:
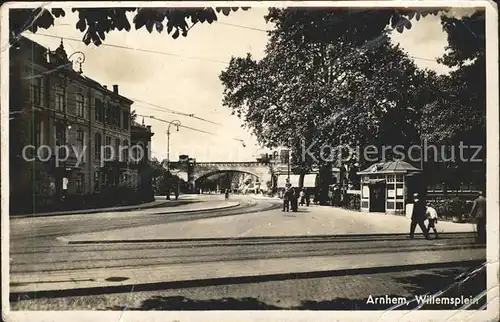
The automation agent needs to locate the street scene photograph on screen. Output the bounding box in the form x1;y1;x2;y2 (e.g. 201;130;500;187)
2;1;498;320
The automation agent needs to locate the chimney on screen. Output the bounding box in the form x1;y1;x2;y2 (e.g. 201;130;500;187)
146;125;151;131
113;85;118;94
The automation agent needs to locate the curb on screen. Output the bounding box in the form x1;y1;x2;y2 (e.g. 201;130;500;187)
14;201;240;220
10;201;173;219
58;231;477;245
147;202;240;215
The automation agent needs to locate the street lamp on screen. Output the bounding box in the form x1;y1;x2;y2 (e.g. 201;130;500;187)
166;120;181;172
166;120;181;200
272;151;279;193
287;138;293;182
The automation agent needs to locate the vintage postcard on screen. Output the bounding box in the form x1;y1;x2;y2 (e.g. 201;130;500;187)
1;1;499;321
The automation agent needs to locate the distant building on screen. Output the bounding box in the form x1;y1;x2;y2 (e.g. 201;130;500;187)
129;120;155;201
9;37;138;213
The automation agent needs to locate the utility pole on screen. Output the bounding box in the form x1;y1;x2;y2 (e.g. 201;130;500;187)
287;149;291;184
166;120;181;200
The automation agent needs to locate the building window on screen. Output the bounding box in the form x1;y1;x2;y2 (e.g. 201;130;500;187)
76;173;84;193
56;87;65;112
123;111;129;130
94;133;102;160
115;138;120;161
76;93;85;117
111;105;116;126
54;123;66;158
76;130;85;160
105;136;112;159
105;102;111;124
122;140;129;162
95;98;104;122
94;171;100;192
34;119;44;147
31;77;42;106
117;106;122;127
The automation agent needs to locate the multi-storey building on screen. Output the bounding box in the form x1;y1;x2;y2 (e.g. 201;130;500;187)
9;37;142;214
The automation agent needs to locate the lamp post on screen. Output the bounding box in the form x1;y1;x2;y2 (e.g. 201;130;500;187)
287;150;291;181
272;151;279;194
166;120;181;172
287;138;292;182
166;120;181;200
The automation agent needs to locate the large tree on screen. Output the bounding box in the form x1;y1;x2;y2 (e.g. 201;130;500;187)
420;10;486;189
220;8;437;202
220;8;431;166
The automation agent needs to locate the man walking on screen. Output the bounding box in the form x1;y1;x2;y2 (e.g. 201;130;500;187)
292;188;299;212
282;184;291;212
409;193;431;239
469;191;486;244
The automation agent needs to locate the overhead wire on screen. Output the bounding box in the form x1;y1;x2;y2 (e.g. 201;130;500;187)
29;20;442;65
22;75;225;126
137;114;245;144
26;32;230;64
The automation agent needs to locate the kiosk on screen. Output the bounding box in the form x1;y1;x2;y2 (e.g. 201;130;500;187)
357;160;421;215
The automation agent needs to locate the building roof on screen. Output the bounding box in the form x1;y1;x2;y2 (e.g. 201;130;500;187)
20;36;134;105
358;160;421;175
131;120;154;137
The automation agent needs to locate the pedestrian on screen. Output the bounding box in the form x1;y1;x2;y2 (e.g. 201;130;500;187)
425;202;439;239
409;193;431;239
334;186;341;207
341;188;347;208
299;189;305;206
305;188;310;206
225;189;229;200
469;191;486;244
282;184;291;212
291;188;298;212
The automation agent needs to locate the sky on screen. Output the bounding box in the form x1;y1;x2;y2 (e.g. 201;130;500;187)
23;7;463;162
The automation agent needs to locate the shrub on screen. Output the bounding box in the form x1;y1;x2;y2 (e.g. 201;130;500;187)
344;194;361;210
431;198;473;219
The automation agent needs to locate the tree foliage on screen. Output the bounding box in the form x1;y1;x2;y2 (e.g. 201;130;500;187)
220;8;436;171
9;6;446;47
9;7;249;46
419;10;486;149
131;109;138;123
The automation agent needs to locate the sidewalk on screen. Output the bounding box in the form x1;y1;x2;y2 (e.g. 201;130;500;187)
251;194;281;201
11;198;239;220
58;203;476;243
10;199;172;219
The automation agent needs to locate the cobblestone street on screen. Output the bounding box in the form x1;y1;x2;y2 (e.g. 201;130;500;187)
11;262;485;310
